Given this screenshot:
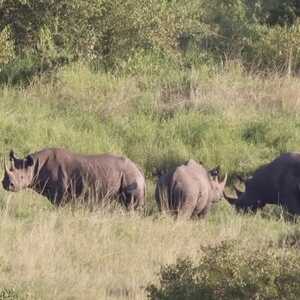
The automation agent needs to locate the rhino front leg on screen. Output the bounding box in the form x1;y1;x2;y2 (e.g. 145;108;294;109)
196;203;211;218
125;190;144;210
122;181;145;210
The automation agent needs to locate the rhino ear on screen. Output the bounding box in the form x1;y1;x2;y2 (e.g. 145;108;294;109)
209;165;220;178
9;150;15;161
25;155;34;167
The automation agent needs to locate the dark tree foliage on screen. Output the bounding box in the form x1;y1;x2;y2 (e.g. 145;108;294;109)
246;0;300;25
0;0;300;84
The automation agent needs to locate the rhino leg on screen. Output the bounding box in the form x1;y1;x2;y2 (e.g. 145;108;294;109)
122;182;145;210
45;183;66;206
177;195;197;219
196;203;211;218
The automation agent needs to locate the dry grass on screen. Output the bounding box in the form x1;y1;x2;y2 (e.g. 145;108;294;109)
0;192;292;300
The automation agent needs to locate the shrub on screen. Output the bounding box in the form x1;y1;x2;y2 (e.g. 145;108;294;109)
1;0;300;80
147;241;300;300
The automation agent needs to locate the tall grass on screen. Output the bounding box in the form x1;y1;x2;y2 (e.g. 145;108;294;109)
1;61;300;177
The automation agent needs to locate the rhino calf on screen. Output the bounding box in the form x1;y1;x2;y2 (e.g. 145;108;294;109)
155;160;227;219
2;148;145;209
223;152;300;215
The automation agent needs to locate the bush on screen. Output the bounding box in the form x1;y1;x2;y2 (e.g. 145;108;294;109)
147;241;300;300
1;0;300;80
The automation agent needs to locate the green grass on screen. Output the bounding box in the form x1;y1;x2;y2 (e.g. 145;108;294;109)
0;61;300;298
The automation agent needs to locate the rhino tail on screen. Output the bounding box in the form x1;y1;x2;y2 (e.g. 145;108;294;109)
118;173;127;201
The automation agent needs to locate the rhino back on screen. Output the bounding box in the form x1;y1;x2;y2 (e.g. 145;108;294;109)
170;161;211;212
33;148;144;201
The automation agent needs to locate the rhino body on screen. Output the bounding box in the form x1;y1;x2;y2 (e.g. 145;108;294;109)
2;148;145;209
155;160;227;218
224;152;300;214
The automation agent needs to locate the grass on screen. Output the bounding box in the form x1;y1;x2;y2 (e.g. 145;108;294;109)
0;60;300;298
0;194;294;300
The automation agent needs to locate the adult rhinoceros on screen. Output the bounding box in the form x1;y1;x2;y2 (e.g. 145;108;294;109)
2;148;145;209
224;152;300;215
155;159;227;218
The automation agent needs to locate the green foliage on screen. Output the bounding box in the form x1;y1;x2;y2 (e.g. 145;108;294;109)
0;0;198;72
147;241;300;300
1;0;300;83
249;0;300;26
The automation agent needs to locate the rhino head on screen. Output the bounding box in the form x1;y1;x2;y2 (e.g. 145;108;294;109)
2;150;35;192
209;169;227;203
223;176;264;212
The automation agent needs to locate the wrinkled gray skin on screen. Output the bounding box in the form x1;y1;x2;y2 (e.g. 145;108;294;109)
155;160;227;219
224;152;300;215
2;148;145;209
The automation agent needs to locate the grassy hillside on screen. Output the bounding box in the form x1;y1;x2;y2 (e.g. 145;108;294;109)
1;62;300;299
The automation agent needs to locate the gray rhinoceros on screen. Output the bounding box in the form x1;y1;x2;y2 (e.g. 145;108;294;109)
155;159;227;218
223;152;300;215
2;148;145;209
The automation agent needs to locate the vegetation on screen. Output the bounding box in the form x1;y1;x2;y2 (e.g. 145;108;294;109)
0;0;300;299
147;241;300;300
1;0;300;81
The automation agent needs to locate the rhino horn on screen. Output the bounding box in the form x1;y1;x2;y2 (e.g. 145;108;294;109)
223;191;237;204
233;185;243;197
3;157;11;175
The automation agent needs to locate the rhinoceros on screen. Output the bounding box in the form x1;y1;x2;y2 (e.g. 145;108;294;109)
223;152;300;215
2;148;145;209
155;159;227;218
